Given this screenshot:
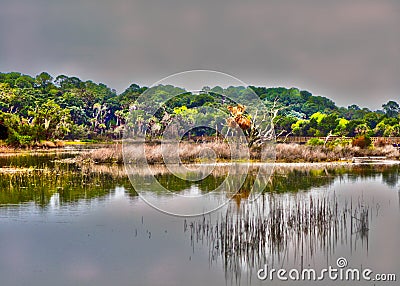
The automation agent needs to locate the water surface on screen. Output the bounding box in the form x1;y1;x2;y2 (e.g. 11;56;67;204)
0;153;399;286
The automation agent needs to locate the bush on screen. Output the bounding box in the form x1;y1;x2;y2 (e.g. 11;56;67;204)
352;135;371;149
18;135;33;146
6;131;33;147
67;124;89;140
306;138;324;146
326;138;352;148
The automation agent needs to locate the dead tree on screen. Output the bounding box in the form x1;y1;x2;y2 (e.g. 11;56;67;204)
247;98;289;148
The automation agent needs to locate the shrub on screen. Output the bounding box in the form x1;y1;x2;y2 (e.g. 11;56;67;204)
352;135;371;149
326;138;352;148
306;138;324;146
67;124;89;139
6;131;33;147
18;135;33;146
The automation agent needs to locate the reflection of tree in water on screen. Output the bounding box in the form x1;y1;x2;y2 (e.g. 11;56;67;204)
227;167;338;207
134;164;400;198
347;165;400;188
381;165;400;187
155;166;338;203
155;173;225;193
270;165;400;191
267;168;336;193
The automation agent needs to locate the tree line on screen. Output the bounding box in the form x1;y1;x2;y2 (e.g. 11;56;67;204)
0;71;399;146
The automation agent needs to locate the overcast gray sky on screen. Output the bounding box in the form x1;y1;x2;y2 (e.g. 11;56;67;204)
1;0;399;109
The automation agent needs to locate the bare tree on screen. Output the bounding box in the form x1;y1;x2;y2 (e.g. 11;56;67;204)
248;98;289;147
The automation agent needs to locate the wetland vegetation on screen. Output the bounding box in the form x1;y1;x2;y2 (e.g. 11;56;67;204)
1;72;400;153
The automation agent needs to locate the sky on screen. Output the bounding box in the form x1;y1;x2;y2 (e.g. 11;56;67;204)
0;0;399;110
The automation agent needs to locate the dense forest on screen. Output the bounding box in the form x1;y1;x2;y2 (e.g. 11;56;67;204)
0;71;399;146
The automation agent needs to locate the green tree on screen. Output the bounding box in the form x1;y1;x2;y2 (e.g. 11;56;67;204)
15;75;34;88
173;106;198;137
335;118;349;136
29;100;72;140
382;101;400;118
35;72;54;91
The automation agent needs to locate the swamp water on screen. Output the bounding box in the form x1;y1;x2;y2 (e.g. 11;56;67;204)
0;151;399;286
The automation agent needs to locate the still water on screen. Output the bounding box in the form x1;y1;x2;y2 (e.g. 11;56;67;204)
0;152;399;286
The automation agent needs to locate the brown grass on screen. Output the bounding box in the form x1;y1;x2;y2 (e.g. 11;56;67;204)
75;142;400;164
275;143;400;162
77;141;252;164
0;145;17;153
78;144;124;164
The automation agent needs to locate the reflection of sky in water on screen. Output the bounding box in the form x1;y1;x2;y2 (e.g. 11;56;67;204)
0;189;226;286
0;168;399;286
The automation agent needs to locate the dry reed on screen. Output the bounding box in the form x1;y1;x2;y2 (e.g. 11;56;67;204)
185;194;372;284
75;142;400;164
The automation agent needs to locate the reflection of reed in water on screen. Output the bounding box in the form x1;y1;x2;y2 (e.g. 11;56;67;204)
398;188;400;210
350;201;370;253
0;163;135;206
185;194;372;285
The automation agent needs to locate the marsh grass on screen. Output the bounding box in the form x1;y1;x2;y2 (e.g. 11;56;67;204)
276;143;400;162
185;194;373;284
79;142;237;164
78;144;124;163
76;142;400;164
